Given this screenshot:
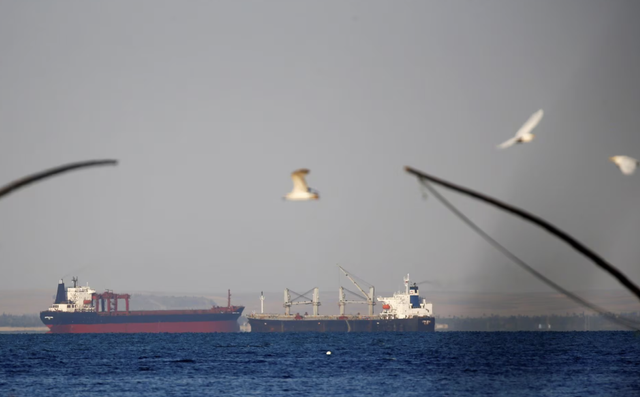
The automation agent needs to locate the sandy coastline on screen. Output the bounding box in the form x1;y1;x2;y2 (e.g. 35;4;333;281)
0;326;49;333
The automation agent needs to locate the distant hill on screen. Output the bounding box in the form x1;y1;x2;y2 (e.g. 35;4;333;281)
129;294;217;310
436;312;640;331
0;313;41;327
1;288;637;318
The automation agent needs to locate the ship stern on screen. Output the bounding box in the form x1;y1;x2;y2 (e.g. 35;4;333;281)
39;311;55;332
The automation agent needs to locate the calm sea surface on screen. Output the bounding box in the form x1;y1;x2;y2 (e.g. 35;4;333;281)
1;332;639;396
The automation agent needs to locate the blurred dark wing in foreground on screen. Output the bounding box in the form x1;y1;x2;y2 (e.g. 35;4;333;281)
405;166;640;330
0;159;118;200
404;165;640;304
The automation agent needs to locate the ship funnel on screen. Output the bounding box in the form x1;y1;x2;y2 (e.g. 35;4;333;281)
54;279;67;304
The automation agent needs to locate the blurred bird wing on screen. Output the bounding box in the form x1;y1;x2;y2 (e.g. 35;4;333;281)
497;136;518;149
515;109;544;138
291;169;310;192
618;156;638;175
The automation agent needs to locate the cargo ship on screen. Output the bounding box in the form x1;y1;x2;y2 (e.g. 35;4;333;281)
40;277;244;333
247;267;435;332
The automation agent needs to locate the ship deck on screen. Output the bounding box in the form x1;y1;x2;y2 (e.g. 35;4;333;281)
249;314;392;321
94;307;244;316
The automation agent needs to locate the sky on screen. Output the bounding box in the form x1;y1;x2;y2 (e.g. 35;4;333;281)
1;1;639;306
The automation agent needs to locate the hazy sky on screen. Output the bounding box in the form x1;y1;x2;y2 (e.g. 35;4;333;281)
1;1;639;303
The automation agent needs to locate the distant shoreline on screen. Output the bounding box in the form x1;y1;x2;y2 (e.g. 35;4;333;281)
0;326;48;333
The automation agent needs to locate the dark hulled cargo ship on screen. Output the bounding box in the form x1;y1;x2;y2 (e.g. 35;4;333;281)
40;278;244;333
248;314;434;332
248;269;435;333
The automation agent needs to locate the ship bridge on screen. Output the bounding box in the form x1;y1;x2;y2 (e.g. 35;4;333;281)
377;274;433;319
47;277;97;313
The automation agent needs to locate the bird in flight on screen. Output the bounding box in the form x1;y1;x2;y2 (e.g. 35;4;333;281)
497;109;544;149
609;155;639;175
283;169;319;201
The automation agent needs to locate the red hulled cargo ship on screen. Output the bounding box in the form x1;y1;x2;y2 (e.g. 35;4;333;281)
40;278;244;333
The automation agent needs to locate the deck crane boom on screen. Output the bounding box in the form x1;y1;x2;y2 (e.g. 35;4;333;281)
338;265;375;315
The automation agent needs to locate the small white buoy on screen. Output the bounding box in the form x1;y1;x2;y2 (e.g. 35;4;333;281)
326;351;331;355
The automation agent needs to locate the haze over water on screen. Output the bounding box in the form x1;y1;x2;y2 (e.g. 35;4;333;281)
1;2;640;311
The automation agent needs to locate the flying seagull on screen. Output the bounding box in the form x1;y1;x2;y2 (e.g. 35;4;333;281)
283;169;319;201
497;109;544;149
609;155;639;175
0;159;118;200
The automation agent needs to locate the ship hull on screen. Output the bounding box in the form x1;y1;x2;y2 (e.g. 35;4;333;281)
248;316;435;332
40;309;244;334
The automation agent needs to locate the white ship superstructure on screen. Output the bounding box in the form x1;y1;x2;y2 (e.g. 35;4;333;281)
377;274;433;319
47;277;96;313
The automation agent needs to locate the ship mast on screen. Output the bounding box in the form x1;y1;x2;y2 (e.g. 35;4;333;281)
404;274;410;294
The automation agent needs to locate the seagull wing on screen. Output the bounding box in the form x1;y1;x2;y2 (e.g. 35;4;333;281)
497;136;519;149
515;109;544;138
618;156;638;175
0;159;118;200
291;169;310;193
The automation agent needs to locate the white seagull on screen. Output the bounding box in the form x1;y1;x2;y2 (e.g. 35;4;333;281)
497;109;544;149
283;169;320;201
609;155;639;175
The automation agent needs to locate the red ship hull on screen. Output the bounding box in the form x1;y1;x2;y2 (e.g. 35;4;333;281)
45;320;239;334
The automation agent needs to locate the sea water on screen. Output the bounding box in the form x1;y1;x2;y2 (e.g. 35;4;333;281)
1;332;639;396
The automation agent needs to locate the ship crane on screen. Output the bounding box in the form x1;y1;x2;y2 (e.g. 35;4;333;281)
94;291;131;313
339;287;372;315
338;265;375;316
283;287;320;316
